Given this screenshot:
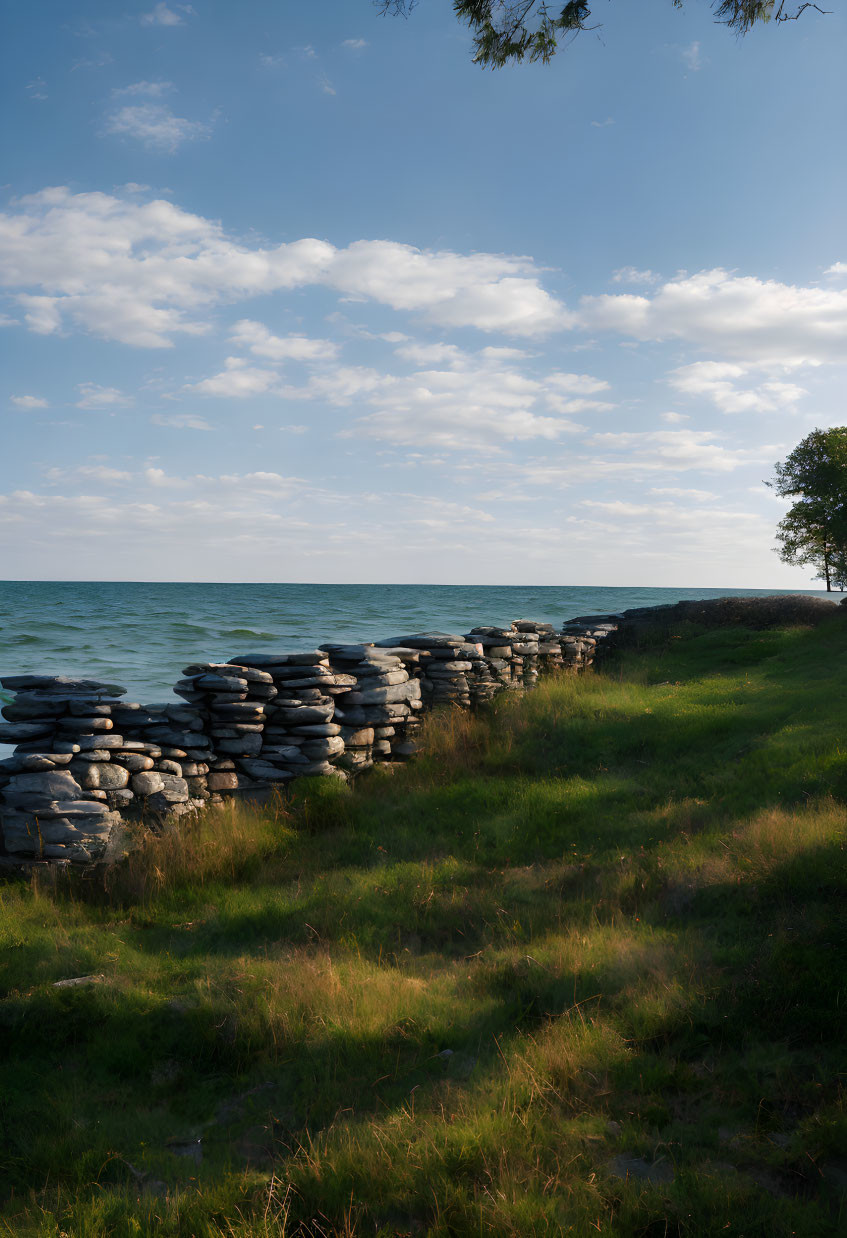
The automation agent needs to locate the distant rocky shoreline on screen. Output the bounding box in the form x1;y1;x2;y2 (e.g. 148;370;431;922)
1;594;839;867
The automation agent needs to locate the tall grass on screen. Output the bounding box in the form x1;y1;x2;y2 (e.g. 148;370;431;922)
1;619;845;1235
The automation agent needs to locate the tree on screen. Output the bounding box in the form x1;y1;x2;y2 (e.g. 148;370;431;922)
376;1;827;67
768;428;847;592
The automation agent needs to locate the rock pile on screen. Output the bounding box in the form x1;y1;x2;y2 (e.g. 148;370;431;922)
1;610;641;865
322;644;424;767
0;675;126;862
110;696;212;816
560;617;621;670
227;651;346;783
373;633;486;713
172;663;276;798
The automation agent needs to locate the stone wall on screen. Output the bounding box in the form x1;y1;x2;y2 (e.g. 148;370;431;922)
1;594;837;865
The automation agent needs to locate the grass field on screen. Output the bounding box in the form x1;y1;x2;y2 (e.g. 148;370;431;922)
1;619;845;1236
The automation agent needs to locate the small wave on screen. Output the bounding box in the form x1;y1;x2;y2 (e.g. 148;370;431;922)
221;628;279;641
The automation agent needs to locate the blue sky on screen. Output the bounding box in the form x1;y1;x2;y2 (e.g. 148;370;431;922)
1;0;845;585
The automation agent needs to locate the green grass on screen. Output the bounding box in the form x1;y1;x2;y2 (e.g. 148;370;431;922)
1;619;846;1236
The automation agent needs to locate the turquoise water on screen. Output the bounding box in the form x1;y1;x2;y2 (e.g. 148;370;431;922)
0;581;840;702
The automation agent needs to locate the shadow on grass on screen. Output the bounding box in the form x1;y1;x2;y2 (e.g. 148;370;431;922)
2;622;846;1235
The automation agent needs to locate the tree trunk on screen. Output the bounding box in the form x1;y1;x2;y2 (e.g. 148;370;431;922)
824;540;832;591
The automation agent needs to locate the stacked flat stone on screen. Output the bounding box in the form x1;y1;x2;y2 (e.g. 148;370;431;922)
464;627;525;694
171;663;275;798
560;615;622;670
0;675;125;862
110;696;212;816
562;616;621;673
228;652;346;781
373;633;484;712
321;644;423;767
513;620;564;675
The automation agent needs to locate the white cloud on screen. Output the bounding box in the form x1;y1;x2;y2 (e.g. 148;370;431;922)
140;3;187;26
581;268;847;366
348;363;592;451
681;41;703;71
26;79;49;101
660;411;689;423
0;188;572;346
47;464;133;484
191;357;280;398
190;338;611;451
10;394;48;409
318;74;336;96
150;412;212;430
825;262;847;278
229;319;339;362
649;486;718;500
611;267;659;286
105;103;211;153
342;38;368;49
668;360;807;413
76;383;132;409
591;117;614;128
546;371;610;394
589;428;767;473
113;80;173;98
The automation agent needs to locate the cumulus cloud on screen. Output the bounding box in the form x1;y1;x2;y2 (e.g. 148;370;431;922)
668;361;807;414
190;339;611;451
75;382;132;409
588;428;769;473
229;319;339;362
0;188;572;346
346;362;599;451
105;103;211;153
112;80;173;98
140;3;189;27
191;357;281;398
581;268;847;366
45;464;132;484
11;394;48;409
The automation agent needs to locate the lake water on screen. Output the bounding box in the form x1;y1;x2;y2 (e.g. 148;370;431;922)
0;580;841;703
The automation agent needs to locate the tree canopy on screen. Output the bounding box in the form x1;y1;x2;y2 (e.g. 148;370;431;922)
768;428;847;591
376;1;825;66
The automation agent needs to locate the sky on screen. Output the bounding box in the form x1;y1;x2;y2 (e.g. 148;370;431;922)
1;0;845;586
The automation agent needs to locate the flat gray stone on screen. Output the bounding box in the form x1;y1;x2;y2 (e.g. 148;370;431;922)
0;675;126;695
4;769;84;798
229;650;326;668
374;633;466;649
269;705;334;725
236;759;295;782
0;721;54;742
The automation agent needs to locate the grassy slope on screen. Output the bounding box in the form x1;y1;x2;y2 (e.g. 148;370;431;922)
0;620;845;1236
